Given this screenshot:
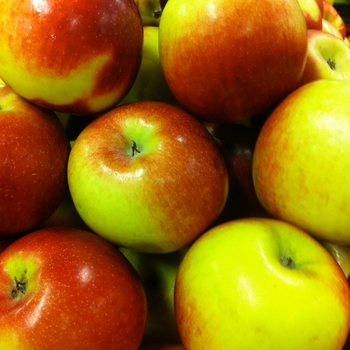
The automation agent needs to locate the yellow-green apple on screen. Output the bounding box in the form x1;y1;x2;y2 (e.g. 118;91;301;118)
140;344;185;350
175;218;350;350
118;26;179;106
158;0;308;123
298;0;324;29
67;101;229;253
253;79;350;245
120;247;186;346
138;0;162;26
0;0;143;116
323;0;347;37
321;242;350;281
322;18;344;38
0;226;147;349
299;29;350;86
0;84;71;237
204;122;268;224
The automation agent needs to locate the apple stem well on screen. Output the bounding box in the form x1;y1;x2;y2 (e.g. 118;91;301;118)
327;58;336;70
131;140;141;157
11;274;27;299
279;256;296;269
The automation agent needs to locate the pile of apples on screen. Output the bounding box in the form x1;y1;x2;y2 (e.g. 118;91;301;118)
0;0;350;349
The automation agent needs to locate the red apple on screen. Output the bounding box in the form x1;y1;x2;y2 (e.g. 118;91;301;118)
299;29;350;86
0;227;147;349
0;0;143;116
68;101;229;253
158;0;308;123
0;84;71;237
323;0;346;38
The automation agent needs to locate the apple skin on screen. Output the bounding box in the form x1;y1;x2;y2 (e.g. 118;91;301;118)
158;0;308;123
323;0;347;38
68;101;229;253
299;29;350;86
175;218;350;350
297;0;323;30
0;0;143;116
253;79;350;245
322;18;344;39
118;26;179;107
120;247;186;346
0;227;147;349
0;84;71;236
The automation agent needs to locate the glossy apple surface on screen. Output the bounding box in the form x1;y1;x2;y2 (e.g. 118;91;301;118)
0;0;143;116
0;227;147;349
158;0;308;123
175;218;350;350
68;101;229;253
300;29;350;85
0;84;71;236
253;80;350;245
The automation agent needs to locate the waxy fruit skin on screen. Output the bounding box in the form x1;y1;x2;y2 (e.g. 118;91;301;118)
159;0;308;123
0;227;147;349
0;84;71;236
0;0;143;116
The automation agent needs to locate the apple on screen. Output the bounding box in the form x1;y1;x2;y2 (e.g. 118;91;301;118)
0;84;71;237
0;0;143;116
67;101;229;253
323;0;347;38
138;0;163;26
253;79;350;245
299;29;350;86
322;18;344;38
120;247;186;346
0;227;147;349
118;26;179;107
298;0;323;30
140;344;185;350
175;217;350;349
158;0;308;123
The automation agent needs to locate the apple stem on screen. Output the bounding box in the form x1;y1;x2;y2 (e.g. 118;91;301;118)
326;59;336;71
279;256;296;269
11;276;27;299
131;140;140;157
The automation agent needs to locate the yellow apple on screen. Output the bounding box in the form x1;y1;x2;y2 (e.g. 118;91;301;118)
175;218;350;349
